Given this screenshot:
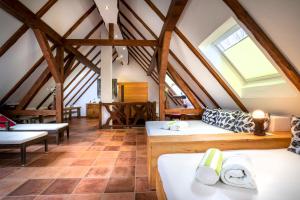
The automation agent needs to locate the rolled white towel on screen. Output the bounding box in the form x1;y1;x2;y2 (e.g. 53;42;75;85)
170;121;189;131
195;148;223;185
220;154;257;189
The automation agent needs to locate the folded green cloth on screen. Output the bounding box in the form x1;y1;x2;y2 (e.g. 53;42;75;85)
195;148;223;185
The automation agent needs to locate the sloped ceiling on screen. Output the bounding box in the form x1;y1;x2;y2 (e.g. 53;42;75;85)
0;0;299;115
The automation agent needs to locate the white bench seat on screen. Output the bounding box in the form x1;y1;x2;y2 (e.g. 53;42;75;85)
0;131;47;144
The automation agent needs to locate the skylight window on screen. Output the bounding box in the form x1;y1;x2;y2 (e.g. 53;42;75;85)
215;26;279;82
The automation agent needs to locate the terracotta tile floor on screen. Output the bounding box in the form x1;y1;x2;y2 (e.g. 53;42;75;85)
0;119;157;200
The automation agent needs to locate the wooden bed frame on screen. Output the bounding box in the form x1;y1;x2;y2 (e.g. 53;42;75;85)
147;131;291;189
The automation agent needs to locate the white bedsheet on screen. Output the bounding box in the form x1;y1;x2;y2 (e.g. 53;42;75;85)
0;131;47;144
158;149;300;200
146;120;232;136
10;123;68;131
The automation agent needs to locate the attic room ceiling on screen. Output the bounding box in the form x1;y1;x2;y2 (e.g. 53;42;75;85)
94;0;128;65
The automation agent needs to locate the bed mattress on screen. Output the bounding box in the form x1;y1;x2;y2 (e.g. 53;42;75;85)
146;120;232;136
158;149;300;200
0;131;47;144
10;123;68;131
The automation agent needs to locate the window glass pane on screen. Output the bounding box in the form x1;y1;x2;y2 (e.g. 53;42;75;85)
223;37;278;80
217;28;247;51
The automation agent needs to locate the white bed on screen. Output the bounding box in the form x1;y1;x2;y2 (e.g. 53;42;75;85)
158;149;300;200
6;123;69;144
146;120;233;136
0;131;47;144
9;123;68;131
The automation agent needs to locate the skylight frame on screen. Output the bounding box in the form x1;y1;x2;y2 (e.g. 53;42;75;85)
214;25;280;83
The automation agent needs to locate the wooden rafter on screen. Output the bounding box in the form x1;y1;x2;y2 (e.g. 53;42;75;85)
63;39;158;46
0;0;57;57
0;0;100;74
33;29;63;83
109;23;114;40
149;0;187;75
157;0;187;120
223;0;300;91
144;0;248;112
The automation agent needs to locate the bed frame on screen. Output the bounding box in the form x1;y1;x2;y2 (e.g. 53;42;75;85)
147;131;291;189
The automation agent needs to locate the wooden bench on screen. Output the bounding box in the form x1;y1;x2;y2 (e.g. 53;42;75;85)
0;131;48;166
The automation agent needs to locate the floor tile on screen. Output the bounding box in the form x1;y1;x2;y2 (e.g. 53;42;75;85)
111;166;135;178
101;192;134;200
135;192;158;200
71;159;95;166
9;179;53;196
0;179;27;196
85;167;113;178
118;151;136;158
135;177;149;192
57;167;89;178
42;179;80;195
103;146;120;151
105;177;135;193
115;158;136;167
73;178;108;194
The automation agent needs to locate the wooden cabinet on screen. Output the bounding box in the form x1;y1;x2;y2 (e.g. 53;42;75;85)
118;82;148;102
86;103;100;118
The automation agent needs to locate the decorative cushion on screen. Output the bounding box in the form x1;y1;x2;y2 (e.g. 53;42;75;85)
288;116;300;154
233;112;255;133
0;114;16;129
201;108;218;125
215;110;238;130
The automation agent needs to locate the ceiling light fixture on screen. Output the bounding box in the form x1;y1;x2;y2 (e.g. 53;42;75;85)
105;5;109;10
120;55;123;58
115;34;118;38
122;47;126;50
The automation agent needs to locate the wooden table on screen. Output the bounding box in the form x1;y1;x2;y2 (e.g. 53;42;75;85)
147;131;291;189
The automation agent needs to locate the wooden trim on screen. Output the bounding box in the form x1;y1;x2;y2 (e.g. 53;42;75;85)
0;0;57;57
167;63;202;110
165;108;202;115
144;0;248;112
0;109;56;116
223;0;300;91
33;29;63;83
64;39;158;46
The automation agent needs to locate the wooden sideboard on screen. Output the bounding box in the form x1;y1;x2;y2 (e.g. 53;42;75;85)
86;103;99;118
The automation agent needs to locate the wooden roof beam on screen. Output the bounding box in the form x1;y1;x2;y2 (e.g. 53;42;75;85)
0;0;58;57
33;29;63;83
148;0;187;76
63;39;158;46
223;0;300;92
0;0;100;74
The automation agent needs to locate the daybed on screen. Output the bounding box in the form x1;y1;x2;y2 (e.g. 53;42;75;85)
156;149;300;200
146;108;291;189
0;131;48;166
8;123;69;144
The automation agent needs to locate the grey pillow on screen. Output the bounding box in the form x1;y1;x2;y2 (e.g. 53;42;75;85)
233;112;255;133
201;108;218;125
288;116;300;154
215;110;239;130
